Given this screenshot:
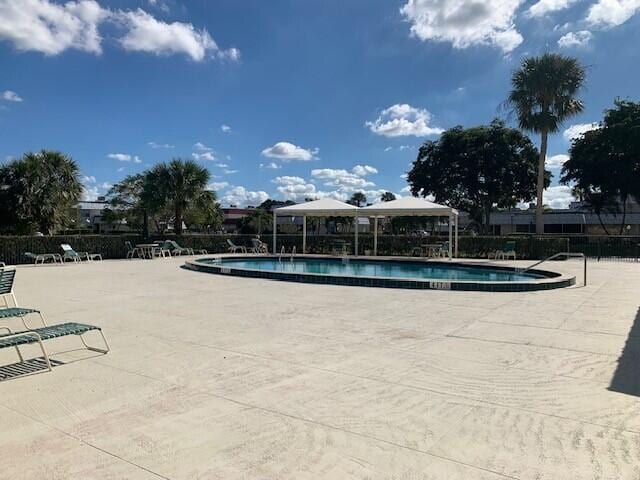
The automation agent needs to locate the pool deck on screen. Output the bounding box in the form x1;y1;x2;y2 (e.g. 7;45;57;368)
1;256;639;479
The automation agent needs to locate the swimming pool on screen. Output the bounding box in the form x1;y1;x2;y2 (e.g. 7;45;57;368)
185;256;575;292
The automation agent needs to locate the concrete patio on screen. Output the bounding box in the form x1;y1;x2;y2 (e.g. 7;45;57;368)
1;257;639;479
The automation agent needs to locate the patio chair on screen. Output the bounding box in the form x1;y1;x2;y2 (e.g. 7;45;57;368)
24;252;63;265
0;322;110;379
0;266;47;329
496;241;517;260
152;242;172;258
61;244;102;262
125;241;142;259
434;242;450;258
165;240;194;256
227;239;247;253
251;238;268;254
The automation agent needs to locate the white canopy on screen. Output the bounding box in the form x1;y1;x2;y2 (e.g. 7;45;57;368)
274;198;358;217
360;197;458;217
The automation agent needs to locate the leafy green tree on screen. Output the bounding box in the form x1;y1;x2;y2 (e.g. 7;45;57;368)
348;192;367;206
104;174;150;236
562;100;640;235
380;192;396;202
407;120;545;234
505;53;586;234
142;159;211;235
0;150;82;234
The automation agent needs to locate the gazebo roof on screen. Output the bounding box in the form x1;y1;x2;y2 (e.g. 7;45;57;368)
360;196;458;216
274;198;358;216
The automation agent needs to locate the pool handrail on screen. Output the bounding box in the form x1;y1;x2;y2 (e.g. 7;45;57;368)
517;252;586;286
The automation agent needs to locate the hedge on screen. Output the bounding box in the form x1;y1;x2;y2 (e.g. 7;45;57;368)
0;233;571;265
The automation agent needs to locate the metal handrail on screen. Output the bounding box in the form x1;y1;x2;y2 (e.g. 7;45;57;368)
518;252;587;286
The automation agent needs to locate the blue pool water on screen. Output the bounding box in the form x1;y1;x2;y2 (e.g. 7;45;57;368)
205;257;544;282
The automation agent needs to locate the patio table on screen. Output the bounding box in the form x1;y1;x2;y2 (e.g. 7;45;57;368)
136;243;159;259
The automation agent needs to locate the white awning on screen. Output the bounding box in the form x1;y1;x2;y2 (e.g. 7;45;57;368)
274;198;358;217
360;196;458;217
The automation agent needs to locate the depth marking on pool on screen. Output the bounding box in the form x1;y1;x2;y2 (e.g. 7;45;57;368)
185;255;575;292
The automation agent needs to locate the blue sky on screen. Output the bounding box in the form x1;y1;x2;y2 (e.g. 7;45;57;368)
1;0;639;208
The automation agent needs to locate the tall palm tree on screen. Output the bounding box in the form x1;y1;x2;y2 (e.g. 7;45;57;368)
144;158;211;235
506;53;585;234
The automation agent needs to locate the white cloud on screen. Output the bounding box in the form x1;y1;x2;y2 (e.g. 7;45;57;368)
147;141;174;148
260;162;281;170
587;0;640;27
366;104;444;137
563;122;599;141
384;146;393;152
82;175;96;184
558;30;592;47
0;0;108;55
1;90;23;102
220;124;231;133
107;153;141;163
311;168;376;189
81;174;111;201
547;154;569;169
216;163;229;168
261;141;319;161
544;185;576;209
117;167;125;172
223;169;238;174
222;186;269;207
400;0;523;53
527;0;582;17
351;165;378;176
115;9;239;62
192;151;215;161
82;185;100;201
193;142;213;151
208;181;229;191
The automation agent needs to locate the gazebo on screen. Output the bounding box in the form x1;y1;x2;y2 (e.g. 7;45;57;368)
272;196;459;258
360;197;459;258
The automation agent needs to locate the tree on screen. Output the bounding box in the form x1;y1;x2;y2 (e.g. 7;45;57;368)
505;53;585;234
407;120;545;234
348;192;367;206
104;174;150;236
0;150;82;234
380;192;396;202
562;100;640;235
143;159;211;235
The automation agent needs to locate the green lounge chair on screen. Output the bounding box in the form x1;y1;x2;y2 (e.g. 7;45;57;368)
497;241;517;260
0;267;47;329
0;322;110;379
164;240;194;256
24;252;63;265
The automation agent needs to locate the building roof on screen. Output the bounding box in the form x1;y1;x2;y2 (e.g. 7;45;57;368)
360;196;458;217
274;198;358;216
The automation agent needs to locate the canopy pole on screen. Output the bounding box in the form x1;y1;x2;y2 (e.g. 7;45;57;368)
448;214;453;261
272;212;277;254
302;215;307;254
354;215;358;257
373;216;378;256
454;214;459;258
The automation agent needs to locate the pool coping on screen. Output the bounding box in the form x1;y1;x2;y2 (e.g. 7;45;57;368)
184;255;576;292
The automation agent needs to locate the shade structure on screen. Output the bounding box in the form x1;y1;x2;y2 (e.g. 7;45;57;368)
273;199;359;254
360;197;459;259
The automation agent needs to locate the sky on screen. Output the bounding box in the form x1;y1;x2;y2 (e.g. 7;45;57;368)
0;0;639;208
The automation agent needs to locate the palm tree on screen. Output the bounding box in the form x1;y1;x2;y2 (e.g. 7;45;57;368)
143;158;211;235
506;53;585;234
348;192;367;206
0;150;82;234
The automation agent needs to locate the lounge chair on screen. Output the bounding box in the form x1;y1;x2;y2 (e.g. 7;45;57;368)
125;241;142;259
24;252;63;265
164;240;194;256
495;241;517;260
0;322;110;379
61;243;102;262
153;242;172;258
0;266;47;329
227;239;247;253
251;238;268;254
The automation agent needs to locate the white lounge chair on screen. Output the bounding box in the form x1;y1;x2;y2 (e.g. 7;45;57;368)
251;238;268;254
61;244;102;262
227;239;247;253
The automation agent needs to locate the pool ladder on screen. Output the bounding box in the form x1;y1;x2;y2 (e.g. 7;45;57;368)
279;246;296;263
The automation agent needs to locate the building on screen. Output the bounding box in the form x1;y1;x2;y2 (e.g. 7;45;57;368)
75;198;129;233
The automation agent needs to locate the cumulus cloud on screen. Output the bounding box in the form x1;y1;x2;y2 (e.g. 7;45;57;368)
527;0;582;17
352;165;378;176
260;162;281;170
192;152;215;161
311;166;377;189
400;0;523;53
147;141;174;149
563;122;599;141
366;104;444;137
193;142;213;151
222;186;269;207
547;154;570;169
108;153;141;163
1;90;23;102
223;169;238;174
587;0;640;27
208;181;229;191
0;1;239;62
220;124;231;133
558;30;592;47
0;0;108;55
81;174;111;201
261;142;319;161
115;9;239;61
544;185;576;209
